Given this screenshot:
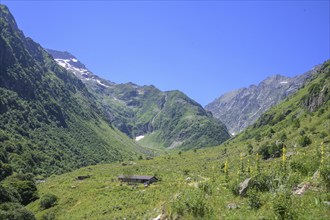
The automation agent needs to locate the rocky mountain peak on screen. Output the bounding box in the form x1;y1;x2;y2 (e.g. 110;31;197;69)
205;66;320;134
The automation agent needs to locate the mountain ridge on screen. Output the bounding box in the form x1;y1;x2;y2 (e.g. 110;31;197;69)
0;4;144;176
205;65;320;134
46;49;231;149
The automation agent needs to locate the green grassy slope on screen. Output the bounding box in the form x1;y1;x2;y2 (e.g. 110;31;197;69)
86;80;230;150
0;4;144;177
27;61;329;219
45;49;231;150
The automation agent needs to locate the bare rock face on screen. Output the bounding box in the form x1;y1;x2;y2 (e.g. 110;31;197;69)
206;67;320;134
239;178;252;196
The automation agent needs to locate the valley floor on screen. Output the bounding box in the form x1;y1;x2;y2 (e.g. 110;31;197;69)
27;142;330;219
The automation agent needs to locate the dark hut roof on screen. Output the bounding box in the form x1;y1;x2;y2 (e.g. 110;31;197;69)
118;175;156;180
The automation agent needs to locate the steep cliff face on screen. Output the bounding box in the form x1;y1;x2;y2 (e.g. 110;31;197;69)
47;49;230;149
206;67;320;134
301;63;330;112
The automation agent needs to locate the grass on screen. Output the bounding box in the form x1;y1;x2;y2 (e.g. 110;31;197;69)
27;140;329;219
27;61;330;219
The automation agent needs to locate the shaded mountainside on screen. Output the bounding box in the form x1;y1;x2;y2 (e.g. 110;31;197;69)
47;49;230;149
0;5;144;177
206;66;320;134
27;61;330;220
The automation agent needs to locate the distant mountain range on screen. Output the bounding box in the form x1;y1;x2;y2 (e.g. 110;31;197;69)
46;49;230;149
205;67;320;134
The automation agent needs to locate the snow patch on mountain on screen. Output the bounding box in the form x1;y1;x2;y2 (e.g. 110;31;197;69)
135;135;145;141
96;80;109;88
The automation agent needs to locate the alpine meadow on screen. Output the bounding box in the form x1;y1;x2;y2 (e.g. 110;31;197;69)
0;3;329;220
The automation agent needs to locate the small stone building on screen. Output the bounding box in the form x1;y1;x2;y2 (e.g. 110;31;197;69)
118;175;158;185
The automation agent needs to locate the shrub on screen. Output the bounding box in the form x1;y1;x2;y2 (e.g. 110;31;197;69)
290;160;308;176
319;132;328;139
4;174;38;205
247;190;262;209
198;181;212;195
258;145;270;159
254;133;262;142
269;143;282;158
40;193;57;209
251;173;272;192
292;119;300;129
41;212;56;220
0;202;35;220
298;136;312;147
247;144;253;155
280;132;287;142
320;163;330;190
0;163;13;181
299;129;305;136
170;189;211;218
273;192;296;220
229;181;240;196
0;185;20;203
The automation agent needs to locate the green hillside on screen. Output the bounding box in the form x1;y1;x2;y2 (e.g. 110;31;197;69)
46;49;231;150
0;4;144;177
85;79;231;150
27;61;330;219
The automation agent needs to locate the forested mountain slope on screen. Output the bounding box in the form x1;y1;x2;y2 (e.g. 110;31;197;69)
0;5;144;177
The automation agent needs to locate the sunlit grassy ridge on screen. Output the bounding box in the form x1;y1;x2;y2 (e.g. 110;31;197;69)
28;61;330;219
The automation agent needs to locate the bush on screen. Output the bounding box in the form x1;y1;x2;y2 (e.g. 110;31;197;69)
229;181;240;196
251;173;272;192
320;163;330;190
258;143;282;160
0;202;35;220
292;119;300;129
41;212;56;220
254;133;262;142
40;193;57;209
280;132;287;142
0;163;13;181
247;144;253;155
258;145;270;159
170;189;211;218
290;160;308;176
4;174;38;205
0;184;20;203
269;143;282;158
247;190;262;209
298;136;312;147
198;181;212;195
273;192;296;220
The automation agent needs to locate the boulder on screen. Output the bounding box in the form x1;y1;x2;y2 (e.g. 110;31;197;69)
227;203;240;209
323;201;330;206
239;178;252;196
185;177;192;182
312;170;320;180
293;182;311;196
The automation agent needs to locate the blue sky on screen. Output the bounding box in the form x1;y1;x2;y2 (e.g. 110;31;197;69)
2;0;329;106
